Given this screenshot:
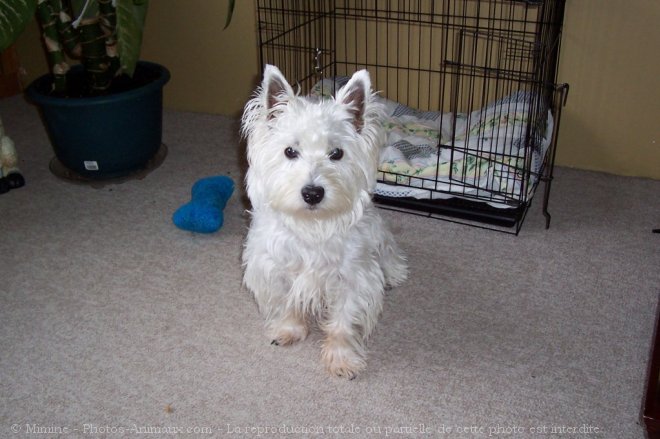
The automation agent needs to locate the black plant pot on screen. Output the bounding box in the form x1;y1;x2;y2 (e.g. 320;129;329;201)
26;61;170;180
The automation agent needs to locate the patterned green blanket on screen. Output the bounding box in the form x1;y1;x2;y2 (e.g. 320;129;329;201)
312;78;552;207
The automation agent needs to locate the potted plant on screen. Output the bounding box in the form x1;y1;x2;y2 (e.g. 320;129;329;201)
0;0;235;179
2;1;237;179
0;0;174;179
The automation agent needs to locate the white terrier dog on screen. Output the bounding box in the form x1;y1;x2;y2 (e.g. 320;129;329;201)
241;65;407;379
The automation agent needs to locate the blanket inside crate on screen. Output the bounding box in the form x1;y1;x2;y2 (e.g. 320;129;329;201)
311;77;553;209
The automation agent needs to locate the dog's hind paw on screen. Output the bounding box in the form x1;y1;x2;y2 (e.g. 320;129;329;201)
268;317;308;346
327;362;361;380
321;336;366;380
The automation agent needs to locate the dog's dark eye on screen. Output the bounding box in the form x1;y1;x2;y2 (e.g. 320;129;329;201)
329;148;344;161
284;146;299;159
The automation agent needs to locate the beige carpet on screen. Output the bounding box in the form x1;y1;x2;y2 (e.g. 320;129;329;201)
1;94;659;438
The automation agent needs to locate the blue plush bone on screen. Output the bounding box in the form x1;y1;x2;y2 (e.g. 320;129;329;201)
173;176;234;233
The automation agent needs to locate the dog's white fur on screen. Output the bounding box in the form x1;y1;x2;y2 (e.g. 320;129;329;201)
241;65;407;379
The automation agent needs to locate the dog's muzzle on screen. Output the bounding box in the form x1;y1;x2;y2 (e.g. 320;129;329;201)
301;185;325;206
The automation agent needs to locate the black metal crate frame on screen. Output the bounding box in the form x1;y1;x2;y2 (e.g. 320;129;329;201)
255;0;568;234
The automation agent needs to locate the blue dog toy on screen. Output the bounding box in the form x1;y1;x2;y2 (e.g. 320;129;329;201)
173;176;234;233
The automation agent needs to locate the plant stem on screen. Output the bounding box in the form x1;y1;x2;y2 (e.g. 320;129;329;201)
36;0;70;93
54;0;81;57
98;0;120;79
79;17;112;93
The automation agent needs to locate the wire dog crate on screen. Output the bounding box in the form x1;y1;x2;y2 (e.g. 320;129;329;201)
255;0;568;234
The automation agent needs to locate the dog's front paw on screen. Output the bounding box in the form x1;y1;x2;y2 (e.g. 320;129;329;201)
321;335;366;380
268;317;308;346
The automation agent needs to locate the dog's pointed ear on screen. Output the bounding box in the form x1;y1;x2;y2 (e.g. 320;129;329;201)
262;65;294;119
336;70;371;133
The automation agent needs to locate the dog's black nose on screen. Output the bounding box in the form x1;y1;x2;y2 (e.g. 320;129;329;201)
301;185;325;206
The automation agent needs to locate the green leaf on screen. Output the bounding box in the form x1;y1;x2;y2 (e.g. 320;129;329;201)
223;0;235;30
0;0;37;52
116;0;148;76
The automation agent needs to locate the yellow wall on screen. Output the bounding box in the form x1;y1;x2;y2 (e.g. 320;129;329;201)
556;1;660;179
141;0;259;117
13;0;660;179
